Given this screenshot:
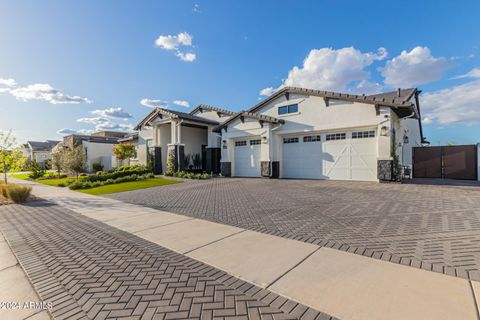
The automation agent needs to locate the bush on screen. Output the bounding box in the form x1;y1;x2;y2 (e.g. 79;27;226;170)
2;184;32;203
57;183;66;187
29;161;45;179
37;172;67;180
69;172;153;190
172;171;210;180
92;162;104;172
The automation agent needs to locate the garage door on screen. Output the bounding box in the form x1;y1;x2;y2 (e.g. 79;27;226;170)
282;131;377;181
234;138;261;177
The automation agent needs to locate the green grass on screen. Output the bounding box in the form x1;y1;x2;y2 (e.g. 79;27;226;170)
35;177;85;186
10;173;30;180
77;178;180;195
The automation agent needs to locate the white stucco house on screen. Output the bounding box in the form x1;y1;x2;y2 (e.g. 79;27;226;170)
134;87;425;181
22;140;61;167
60;131;129;172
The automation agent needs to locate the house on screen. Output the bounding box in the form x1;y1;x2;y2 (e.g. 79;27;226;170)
23;140;61;167
134;105;235;174
60;131;129;172
134;87;424;181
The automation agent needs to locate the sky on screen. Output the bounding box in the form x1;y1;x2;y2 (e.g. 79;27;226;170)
0;0;479;146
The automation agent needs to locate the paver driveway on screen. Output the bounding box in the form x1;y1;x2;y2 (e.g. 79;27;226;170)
108;178;480;276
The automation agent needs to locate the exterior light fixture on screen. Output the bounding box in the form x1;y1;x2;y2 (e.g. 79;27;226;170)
403;135;409;144
262;136;268;143
380;126;388;136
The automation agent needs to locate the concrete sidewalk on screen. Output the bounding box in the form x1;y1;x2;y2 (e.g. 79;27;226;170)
10;178;480;320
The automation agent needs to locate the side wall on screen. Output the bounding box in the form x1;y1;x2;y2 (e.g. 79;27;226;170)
137;127;153;165
82;141;117;172
181;125;208;161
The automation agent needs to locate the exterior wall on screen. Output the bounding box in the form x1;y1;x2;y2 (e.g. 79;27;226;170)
159;124;171;173
478;144;480;181
192;110;231;124
33;151;51;165
82;141;117;172
137;126;153;165
181;126;208;158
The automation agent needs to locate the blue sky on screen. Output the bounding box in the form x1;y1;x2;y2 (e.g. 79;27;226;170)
0;0;479;145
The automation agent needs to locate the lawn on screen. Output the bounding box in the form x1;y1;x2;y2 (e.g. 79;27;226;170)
35;177;86;186
10;173;30;180
77;178;180;195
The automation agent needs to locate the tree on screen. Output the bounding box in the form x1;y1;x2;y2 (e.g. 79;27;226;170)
113;144;136;166
0;130;27;184
62;145;86;180
51;150;64;177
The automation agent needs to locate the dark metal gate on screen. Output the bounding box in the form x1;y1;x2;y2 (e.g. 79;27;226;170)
413;145;478;180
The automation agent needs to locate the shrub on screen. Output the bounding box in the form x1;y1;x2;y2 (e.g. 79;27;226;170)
57;183;66;187
79;173;87;177
171;171;210;180
3;184;32;203
29;160;46;179
92;162;104;172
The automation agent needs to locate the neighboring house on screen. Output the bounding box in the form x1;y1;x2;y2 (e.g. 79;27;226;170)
61;131;128;172
134;105;235;174
23;140;61;167
135;87;424;182
117;132;139;165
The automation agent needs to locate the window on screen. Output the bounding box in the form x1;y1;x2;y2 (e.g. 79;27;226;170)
278;104;299;115
352;130;376;139
326;133;346;141
303;135;321;142
283;137;299;144
250;139;261;145
235;140;247;146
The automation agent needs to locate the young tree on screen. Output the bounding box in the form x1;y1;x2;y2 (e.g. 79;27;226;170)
113;144;136;166
0;130;27;184
51;150;64;178
63;145;86;180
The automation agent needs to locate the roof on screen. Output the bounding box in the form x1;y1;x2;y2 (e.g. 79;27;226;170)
190;104;237;116
64;134;121;145
214;111;284;132
134;108;219;130
27;140;60;151
248;87;418;118
118;132;139;143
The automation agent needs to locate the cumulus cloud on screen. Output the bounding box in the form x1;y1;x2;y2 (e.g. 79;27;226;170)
56;128;93;135
140;98;168;108
381;47;449;88
193;4;201;12
77;117;109;125
0;79;92;104
422;117;433;125
259;87;276;97
154;32;196;62
173;100;190;107
421;80;480;125
450;67;480;80
95;122;134;132
260;47;387;96
90;107;132;120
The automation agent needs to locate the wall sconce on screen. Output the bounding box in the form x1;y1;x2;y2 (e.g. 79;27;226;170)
262;136;268;144
380;126;388;136
403;135;409;144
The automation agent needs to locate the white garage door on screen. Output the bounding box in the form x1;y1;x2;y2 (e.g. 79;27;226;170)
234;138;261;177
282;131;377;181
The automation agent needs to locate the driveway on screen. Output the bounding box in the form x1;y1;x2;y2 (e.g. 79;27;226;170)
108;178;480;276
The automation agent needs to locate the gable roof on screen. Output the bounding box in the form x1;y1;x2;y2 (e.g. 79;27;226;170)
134;108;219;130
248;87;419;118
27;140;60;151
213;111;284;132
190;104;236;116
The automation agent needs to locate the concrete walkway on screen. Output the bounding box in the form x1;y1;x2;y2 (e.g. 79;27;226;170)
7;178;480;320
0;233;51;320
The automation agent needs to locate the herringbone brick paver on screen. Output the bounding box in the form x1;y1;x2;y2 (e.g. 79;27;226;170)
0;202;335;320
108;178;480;277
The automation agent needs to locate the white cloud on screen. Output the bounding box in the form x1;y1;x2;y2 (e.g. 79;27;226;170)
0;79;92;104
274;47;388;93
421;80;480;125
154;32;196;62
90;107;132;120
173;100;190;107
259;87;276;97
140;98;168;108
77;117;109;125
193;4;201;12
422;117;433;125
56;128;93;135
0;78;16;87
95;122;134;132
175;52;196;62
381;47;449;88
451;67;480;80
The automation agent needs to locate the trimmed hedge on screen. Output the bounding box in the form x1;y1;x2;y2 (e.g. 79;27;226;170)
172;171;211;180
69;172;154;190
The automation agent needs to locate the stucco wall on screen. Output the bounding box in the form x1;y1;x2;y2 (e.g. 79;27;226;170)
181;125;208;159
82;141;116;172
137;126;153;165
192;110;231;124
